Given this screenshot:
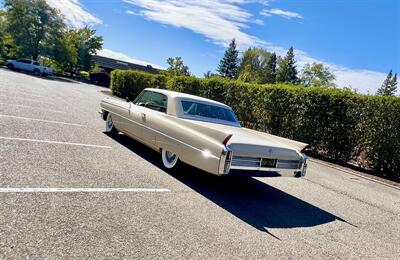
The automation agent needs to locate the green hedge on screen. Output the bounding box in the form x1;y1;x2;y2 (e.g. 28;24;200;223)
110;70;167;100
110;70;400;180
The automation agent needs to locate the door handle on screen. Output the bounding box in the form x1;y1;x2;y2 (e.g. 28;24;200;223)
141;113;146;121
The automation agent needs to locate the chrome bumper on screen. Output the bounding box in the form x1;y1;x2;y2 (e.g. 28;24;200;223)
229;154;308;177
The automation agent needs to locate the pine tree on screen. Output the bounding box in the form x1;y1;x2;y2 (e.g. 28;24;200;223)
264;52;277;83
217;39;239;79
377;70;398;96
276;47;298;84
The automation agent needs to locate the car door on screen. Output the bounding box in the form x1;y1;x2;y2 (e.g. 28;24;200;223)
132;91;168;146
32;61;40;72
15;59;27;70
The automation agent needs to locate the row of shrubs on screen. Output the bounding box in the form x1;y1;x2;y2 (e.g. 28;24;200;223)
110;69;400;181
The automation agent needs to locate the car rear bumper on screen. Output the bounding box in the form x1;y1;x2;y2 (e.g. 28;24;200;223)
229;155;308;177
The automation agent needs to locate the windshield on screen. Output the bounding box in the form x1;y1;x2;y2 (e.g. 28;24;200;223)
181;100;238;123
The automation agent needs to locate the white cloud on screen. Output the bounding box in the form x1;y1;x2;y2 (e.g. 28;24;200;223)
253;19;265;25
126;10;141;16
97;48;164;70
46;0;102;28
123;0;266;49
123;0;386;94
266;46;387;94
260;8;303;19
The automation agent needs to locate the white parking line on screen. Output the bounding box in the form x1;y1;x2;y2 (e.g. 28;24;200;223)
0;94;55;106
0;102;67;114
0;92;44;99
0;136;112;149
0;114;83;127
0;188;170;193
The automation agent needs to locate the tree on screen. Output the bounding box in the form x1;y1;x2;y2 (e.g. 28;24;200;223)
276;47;298;84
300;62;336;87
4;0;64;60
265;52;277;83
237;47;271;83
0;10;6;61
53;29;79;75
52;27;102;75
377;70;398;96
217;39;239;79
166;57;190;76
76;27;103;71
204;71;218;78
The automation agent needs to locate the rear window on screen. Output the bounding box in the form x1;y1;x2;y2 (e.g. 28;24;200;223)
181;100;238;123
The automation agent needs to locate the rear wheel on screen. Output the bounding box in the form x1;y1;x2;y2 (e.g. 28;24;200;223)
6;64;14;70
33;69;40;76
105;113;118;136
161;148;179;169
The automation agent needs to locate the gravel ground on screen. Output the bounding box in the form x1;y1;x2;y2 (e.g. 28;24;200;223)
0;68;399;259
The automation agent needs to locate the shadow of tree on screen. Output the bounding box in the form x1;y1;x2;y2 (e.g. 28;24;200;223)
106;133;353;233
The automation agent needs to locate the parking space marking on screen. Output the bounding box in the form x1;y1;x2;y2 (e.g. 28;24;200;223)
0;94;55;106
0;188;170;193
0;136;112;149
0;91;44;99
0;114;83;126
0;102;67;114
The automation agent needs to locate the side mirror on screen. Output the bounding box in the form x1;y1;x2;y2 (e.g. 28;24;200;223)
126;97;130;103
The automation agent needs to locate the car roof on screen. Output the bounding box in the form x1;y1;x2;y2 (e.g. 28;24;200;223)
144;88;231;109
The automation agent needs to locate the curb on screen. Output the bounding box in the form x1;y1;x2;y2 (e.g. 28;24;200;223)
309;158;400;191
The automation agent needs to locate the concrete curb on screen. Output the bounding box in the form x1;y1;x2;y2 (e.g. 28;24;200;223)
310;158;400;191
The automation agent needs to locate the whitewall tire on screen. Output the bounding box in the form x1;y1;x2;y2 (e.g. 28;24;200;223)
161;148;179;169
105;113;118;136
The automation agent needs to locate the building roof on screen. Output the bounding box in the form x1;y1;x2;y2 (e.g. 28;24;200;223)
92;55;160;74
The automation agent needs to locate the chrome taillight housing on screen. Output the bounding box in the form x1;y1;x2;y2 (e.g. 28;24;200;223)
219;148;232;175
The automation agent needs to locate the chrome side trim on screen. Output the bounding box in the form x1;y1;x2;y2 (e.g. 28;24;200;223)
105;110;220;160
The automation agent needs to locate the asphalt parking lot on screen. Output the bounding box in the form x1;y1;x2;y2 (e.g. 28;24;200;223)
0;68;399;259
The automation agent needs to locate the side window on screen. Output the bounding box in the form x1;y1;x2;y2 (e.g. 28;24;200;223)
135;91;167;113
135;91;153;105
33;62;40;66
17;59;29;63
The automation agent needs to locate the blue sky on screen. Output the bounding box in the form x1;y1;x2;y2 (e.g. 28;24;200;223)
5;0;400;93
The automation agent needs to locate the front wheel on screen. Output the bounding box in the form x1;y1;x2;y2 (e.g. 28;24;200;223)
6;64;14;70
161;148;179;169
33;69;40;76
105;113;118;136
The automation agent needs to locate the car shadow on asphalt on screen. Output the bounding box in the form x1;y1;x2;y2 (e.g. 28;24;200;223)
105;132;354;235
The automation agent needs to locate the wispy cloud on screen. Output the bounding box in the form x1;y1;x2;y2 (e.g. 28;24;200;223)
126;10;141;16
97;48;164;70
267;46;387;94
123;0;386;93
260;8;303;19
123;0;266;49
45;0;102;28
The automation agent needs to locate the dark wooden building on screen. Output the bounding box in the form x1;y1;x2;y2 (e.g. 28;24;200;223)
90;55;161;86
92;55;160;74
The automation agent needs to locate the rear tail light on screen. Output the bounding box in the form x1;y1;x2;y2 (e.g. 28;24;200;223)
300;145;310;154
219;150;232;175
223;134;232;146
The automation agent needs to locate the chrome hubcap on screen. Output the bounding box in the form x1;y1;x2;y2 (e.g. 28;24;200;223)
165;151;176;163
107;115;113;129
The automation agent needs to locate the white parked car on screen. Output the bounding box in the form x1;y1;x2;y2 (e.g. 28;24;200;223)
6;59;53;76
100;88;308;177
